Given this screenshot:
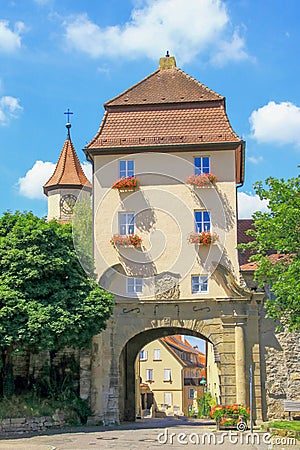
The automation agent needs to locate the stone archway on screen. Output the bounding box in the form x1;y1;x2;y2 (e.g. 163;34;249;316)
87;297;263;425
119;326;215;421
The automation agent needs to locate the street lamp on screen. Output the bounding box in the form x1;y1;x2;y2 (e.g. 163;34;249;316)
200;376;207;387
200;376;207;417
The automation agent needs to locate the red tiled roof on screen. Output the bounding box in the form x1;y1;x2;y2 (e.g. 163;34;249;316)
85;58;244;184
44;137;92;194
160;335;206;368
105;67;223;107
87;105;240;149
240;253;291;271
237;219;255;266
237;219;291;271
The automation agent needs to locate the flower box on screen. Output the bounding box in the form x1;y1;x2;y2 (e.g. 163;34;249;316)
188;231;218;246
112;176;140;191
217;415;248;430
210;404;249;431
186;173;218;187
110;234;142;248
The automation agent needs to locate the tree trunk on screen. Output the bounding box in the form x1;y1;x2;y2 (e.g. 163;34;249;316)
2;346;15;398
49;350;57;398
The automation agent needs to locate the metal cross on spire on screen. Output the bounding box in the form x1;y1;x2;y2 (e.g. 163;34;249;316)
64;108;73;123
64;108;73;139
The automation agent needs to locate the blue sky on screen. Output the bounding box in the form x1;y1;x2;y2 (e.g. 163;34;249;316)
0;0;299;218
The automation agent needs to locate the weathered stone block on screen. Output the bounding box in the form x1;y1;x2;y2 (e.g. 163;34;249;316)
1;419;11;426
10;418;26;425
44;421;54;427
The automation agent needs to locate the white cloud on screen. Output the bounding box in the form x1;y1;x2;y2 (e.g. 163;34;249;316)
18;161;56;200
247;155;263;164
82;162;92;182
249;101;300;146
64;0;250;65
0;96;23;125
238;192;269;219
210;30;250;66
0;19;25;52
18;160;92;200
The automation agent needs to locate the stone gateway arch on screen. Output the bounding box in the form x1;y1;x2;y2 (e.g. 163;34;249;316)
76;55;299;424
89;293;264;423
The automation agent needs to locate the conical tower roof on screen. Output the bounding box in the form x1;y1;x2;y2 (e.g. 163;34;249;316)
44;124;92;195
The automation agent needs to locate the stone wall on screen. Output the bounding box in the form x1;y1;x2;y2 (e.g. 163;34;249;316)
12;348;80;393
242;272;300;421
260;317;300;420
0;413;66;434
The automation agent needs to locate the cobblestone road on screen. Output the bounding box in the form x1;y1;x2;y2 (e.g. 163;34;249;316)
0;417;298;450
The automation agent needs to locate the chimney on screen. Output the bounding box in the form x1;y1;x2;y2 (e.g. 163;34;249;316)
159;52;176;70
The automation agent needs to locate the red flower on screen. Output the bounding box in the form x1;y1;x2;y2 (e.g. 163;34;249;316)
186;173;218;187
112;176;140;190
188;231;218;245
110;234;142;248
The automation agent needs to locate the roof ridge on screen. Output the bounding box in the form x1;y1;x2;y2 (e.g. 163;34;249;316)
164;335;200;354
58;140;68;184
86;111;108;149
222;107;240;140
159;338;186;367
105;69;160;107
104;67;223;107
175;67;224;100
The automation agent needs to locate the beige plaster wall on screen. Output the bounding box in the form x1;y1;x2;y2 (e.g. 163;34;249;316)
139;339;183;415
93;149;239;301
206;342;221;404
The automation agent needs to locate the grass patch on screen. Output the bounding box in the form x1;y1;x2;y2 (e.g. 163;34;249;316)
0;393;91;425
0;394;59;419
268;420;300;432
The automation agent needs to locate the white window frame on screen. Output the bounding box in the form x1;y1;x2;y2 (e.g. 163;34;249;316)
119;212;134;235
194;156;210;175
146;368;153;381
194;210;211;233
164;369;172;381
153;349;161;360
127;277;143;295
191;275;208;294
119;160;134;178
139;350;148;361
188;388;196;399
164;392;172;406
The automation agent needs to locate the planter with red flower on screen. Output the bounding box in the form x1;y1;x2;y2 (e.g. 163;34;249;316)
210;404;250;430
186;173;218;188
112;176;140;192
188;231;218;246
110;234;142;249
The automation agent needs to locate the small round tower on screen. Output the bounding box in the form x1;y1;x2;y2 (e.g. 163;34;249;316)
43;116;92;221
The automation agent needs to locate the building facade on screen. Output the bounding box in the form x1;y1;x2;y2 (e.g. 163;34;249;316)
139;335;205;416
83;55;264;424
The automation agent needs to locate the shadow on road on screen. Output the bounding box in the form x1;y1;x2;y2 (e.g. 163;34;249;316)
0;416;216;441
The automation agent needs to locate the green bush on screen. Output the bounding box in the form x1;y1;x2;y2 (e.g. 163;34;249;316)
196;392;215;418
268;421;300;432
0;393;91;424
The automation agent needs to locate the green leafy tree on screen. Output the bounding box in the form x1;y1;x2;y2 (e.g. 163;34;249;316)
72;194;94;277
240;175;300;330
0;211;114;396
